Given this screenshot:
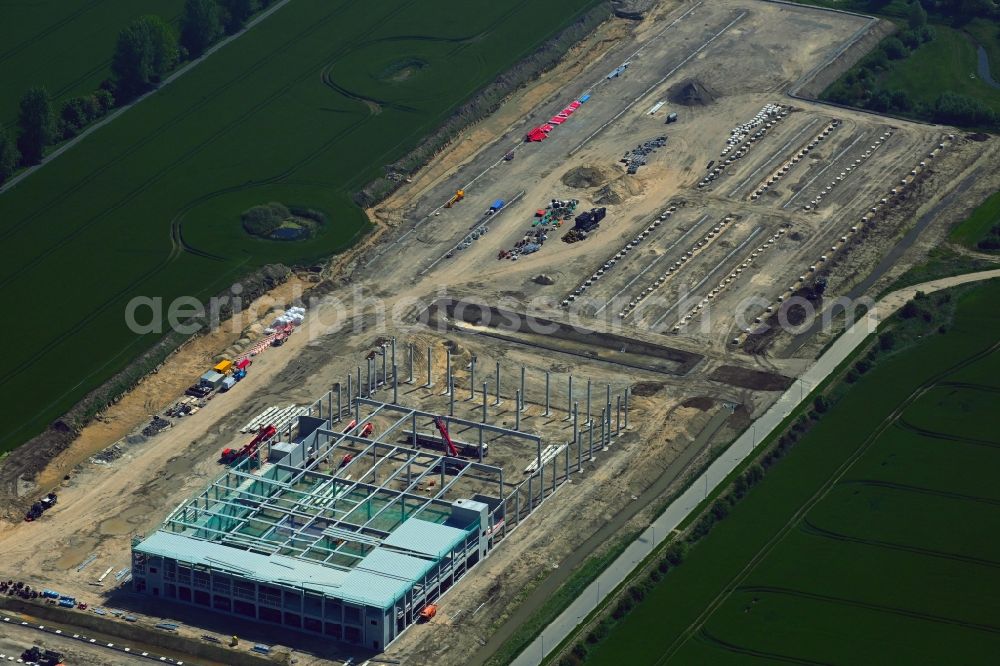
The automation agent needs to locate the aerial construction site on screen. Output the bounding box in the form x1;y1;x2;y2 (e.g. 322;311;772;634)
1;1;997;665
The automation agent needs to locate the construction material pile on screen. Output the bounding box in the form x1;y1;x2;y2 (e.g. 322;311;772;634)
498;199;577;260
700;103;789;188
621;136;667;174
92;444;125;464
266;306;305;333
141;415;172;437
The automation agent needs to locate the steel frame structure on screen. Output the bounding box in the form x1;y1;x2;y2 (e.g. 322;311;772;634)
162;397;545;571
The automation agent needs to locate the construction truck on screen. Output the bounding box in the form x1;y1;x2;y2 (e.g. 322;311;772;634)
445;189;465;208
24;493;57;522
220;425;276;465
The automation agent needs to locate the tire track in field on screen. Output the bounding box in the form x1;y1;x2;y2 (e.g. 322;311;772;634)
839;479;1000;506
0;0;360;246
0;0;417;281
2;0;552;395
652;338;1000;664
800;519;1000;569
936;381;1000;393
738;586;1000;635
0;0;106;65
894;419;1000;448
329;0;541;181
698;629;833;665
0;0;422;388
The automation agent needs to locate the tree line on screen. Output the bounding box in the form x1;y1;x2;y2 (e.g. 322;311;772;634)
0;0;273;186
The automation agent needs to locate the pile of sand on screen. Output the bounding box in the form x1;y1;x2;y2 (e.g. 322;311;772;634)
594;175;643;205
667;78;718;106
561;165;614;189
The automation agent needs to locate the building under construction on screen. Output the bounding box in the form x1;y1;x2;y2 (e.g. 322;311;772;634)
132;339;630;650
130;394;560;650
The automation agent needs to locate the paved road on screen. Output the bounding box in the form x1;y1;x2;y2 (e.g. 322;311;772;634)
0;0;293;196
511;268;1000;666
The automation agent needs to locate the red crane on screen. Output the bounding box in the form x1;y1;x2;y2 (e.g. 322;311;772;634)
433;417;459;457
220;424;276;464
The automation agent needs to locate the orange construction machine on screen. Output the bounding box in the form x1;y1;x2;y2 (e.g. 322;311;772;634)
220;424;276;465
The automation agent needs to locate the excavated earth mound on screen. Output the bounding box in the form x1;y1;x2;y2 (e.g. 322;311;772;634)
561;165;614;189
667;78;718;106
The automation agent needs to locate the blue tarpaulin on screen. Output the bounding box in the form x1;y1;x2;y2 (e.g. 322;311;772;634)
490;199;504;211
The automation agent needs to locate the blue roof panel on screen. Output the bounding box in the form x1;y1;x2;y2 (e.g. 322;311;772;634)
382;518;469;557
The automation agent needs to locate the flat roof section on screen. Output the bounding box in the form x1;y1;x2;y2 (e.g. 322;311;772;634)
383;517;471;558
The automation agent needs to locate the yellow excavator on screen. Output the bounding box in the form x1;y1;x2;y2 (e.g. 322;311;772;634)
445;189;465;208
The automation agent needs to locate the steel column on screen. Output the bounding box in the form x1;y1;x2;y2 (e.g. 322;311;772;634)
494;361;501;406
544;371;550;417
586;379;592;426
520;366;525;412
566;375;573;421
624;387;629;429
470;356;477;400
616;395;621;436
407;343;414;383
426;345;433;388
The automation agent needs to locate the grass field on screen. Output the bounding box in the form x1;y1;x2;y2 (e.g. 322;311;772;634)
880;23;1000;109
586;279;1000;664
949;189;1000;249
0;0;600;453
0;1;186;126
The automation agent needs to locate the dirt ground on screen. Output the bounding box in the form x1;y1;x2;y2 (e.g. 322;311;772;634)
1;1;997;665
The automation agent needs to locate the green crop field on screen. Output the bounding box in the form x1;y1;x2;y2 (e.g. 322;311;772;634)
586;280;1000;665
0;0;186;126
0;0;600;453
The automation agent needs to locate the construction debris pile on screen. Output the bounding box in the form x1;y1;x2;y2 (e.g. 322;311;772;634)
141;415;172;437
498;199;577;260
621;136;667;174
699;103;789;188
91;444;124;464
165;396;204;418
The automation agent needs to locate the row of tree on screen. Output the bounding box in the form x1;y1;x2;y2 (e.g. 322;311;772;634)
0;0;269;185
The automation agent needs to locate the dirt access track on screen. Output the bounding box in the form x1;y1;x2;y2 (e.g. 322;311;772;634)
1;1;996;665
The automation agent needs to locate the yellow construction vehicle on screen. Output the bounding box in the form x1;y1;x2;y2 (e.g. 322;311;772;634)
445;189;465;208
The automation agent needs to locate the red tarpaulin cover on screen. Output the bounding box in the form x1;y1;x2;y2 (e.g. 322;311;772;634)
549;117;565;124
569;101;581;109
540;124;554;132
